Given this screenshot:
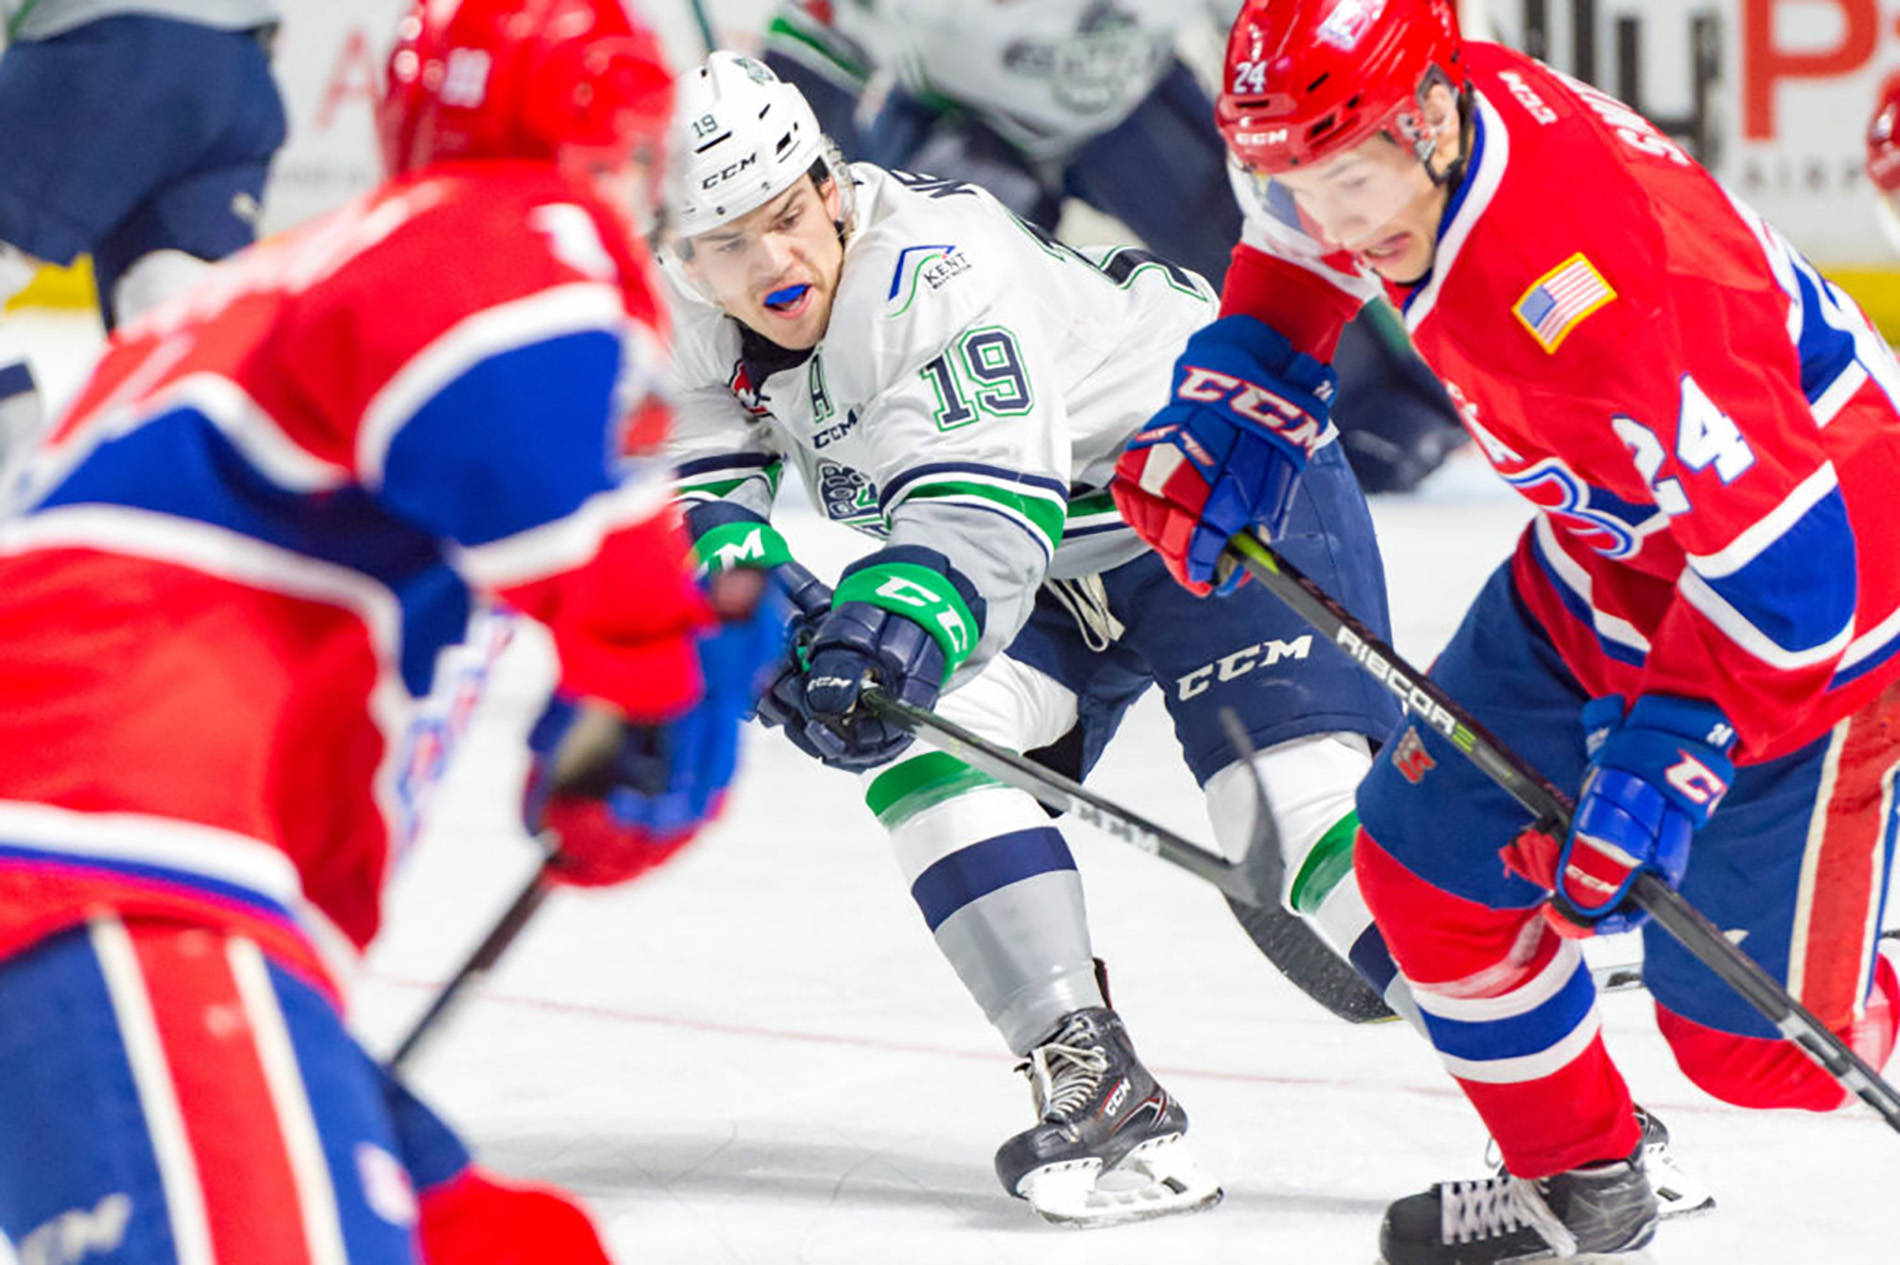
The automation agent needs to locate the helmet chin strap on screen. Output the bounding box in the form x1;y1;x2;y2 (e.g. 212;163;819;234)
1421;85;1476;189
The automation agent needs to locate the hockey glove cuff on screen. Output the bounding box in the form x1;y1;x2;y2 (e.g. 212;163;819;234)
794;547;986;770
687;502;796;577
1507;695;1735;937
1112;315;1336;594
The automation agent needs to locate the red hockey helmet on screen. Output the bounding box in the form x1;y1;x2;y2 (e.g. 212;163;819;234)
1217;0;1466;175
378;0;673;179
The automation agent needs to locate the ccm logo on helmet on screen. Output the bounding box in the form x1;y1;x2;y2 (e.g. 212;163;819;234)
1234;128;1289;147
700;154;759;189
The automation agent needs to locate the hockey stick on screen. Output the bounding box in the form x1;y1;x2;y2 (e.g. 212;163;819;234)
1220;528;1900;1134
1216;708;1396;1022
862;689;1283;907
388;852;555;1071
684;0;716;54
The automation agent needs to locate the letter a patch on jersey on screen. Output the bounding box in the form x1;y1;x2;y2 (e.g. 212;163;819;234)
1512;253;1616;353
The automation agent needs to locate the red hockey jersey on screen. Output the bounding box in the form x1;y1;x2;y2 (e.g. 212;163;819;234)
0;162;708;989
1225;43;1900;765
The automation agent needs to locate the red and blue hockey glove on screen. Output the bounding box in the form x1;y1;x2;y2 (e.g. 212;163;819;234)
525;588;788;886
1505;695;1735;937
1111;315;1337;595
378;1065;613;1265
792;546;986;771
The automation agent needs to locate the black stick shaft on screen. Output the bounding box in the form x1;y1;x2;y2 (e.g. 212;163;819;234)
387;857;555;1071
863;689;1280;906
1224;530;1900;1133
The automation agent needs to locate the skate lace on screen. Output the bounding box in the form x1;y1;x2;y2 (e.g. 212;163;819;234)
1439;1175;1578;1255
1026;1038;1111;1121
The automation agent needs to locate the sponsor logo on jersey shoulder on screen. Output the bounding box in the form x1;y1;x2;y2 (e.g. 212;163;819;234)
887;243;970;316
1497;70;1558;125
1512;253;1616;354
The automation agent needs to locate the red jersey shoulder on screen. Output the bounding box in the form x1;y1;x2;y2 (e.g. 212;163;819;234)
1449;45;1683;375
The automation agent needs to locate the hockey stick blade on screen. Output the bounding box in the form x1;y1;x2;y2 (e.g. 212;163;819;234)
1223;529;1900;1135
863;689;1279;906
1213;709;1393;1022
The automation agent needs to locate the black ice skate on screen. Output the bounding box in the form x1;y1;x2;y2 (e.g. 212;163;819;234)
1629;1106;1712;1219
1381;1144;1658;1264
993;1007;1221;1227
1486;1106;1711;1221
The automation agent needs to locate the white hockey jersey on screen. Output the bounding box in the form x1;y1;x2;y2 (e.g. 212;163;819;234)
765;0;1228;160
667;162;1216;675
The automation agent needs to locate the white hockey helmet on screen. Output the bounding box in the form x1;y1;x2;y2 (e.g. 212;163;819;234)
664;51;853;243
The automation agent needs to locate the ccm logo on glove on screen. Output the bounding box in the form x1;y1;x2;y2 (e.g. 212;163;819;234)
1665;751;1729;808
1176;366;1334;458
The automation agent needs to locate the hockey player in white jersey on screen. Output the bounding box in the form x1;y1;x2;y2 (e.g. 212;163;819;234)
657;53;1406;1226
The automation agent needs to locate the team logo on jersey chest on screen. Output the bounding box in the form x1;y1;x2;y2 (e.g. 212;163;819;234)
816;460;880;526
1504;457;1660;560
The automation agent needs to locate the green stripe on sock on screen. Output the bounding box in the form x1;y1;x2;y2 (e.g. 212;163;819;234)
1289;811;1359;917
865;751;999;826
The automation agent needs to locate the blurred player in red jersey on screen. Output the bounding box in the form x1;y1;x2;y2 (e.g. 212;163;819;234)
1112;2;1900;1261
0;2;782;1261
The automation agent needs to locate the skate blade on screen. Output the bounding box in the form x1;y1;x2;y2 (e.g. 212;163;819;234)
1648;1154;1716;1220
1018;1133;1223;1229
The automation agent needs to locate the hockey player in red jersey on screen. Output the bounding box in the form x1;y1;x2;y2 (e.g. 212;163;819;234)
0;2;780;1261
1112;2;1900;1261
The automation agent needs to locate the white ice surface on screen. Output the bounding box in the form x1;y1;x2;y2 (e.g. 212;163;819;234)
9;316;1895;1264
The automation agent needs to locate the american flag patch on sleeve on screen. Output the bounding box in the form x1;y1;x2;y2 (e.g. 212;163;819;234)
1512;253;1616;353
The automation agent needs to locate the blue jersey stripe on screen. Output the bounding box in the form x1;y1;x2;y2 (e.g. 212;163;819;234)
879;461;1070;510
1524;530;1648;668
1696;486;1856;656
36;408;470;695
380;329;624;548
1786;253;1861;408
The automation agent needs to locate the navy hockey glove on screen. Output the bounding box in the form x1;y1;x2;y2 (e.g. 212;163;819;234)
1507;695;1736;937
794;546;985;771
752;559;834;749
525;593;787;886
1112;315;1337;595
